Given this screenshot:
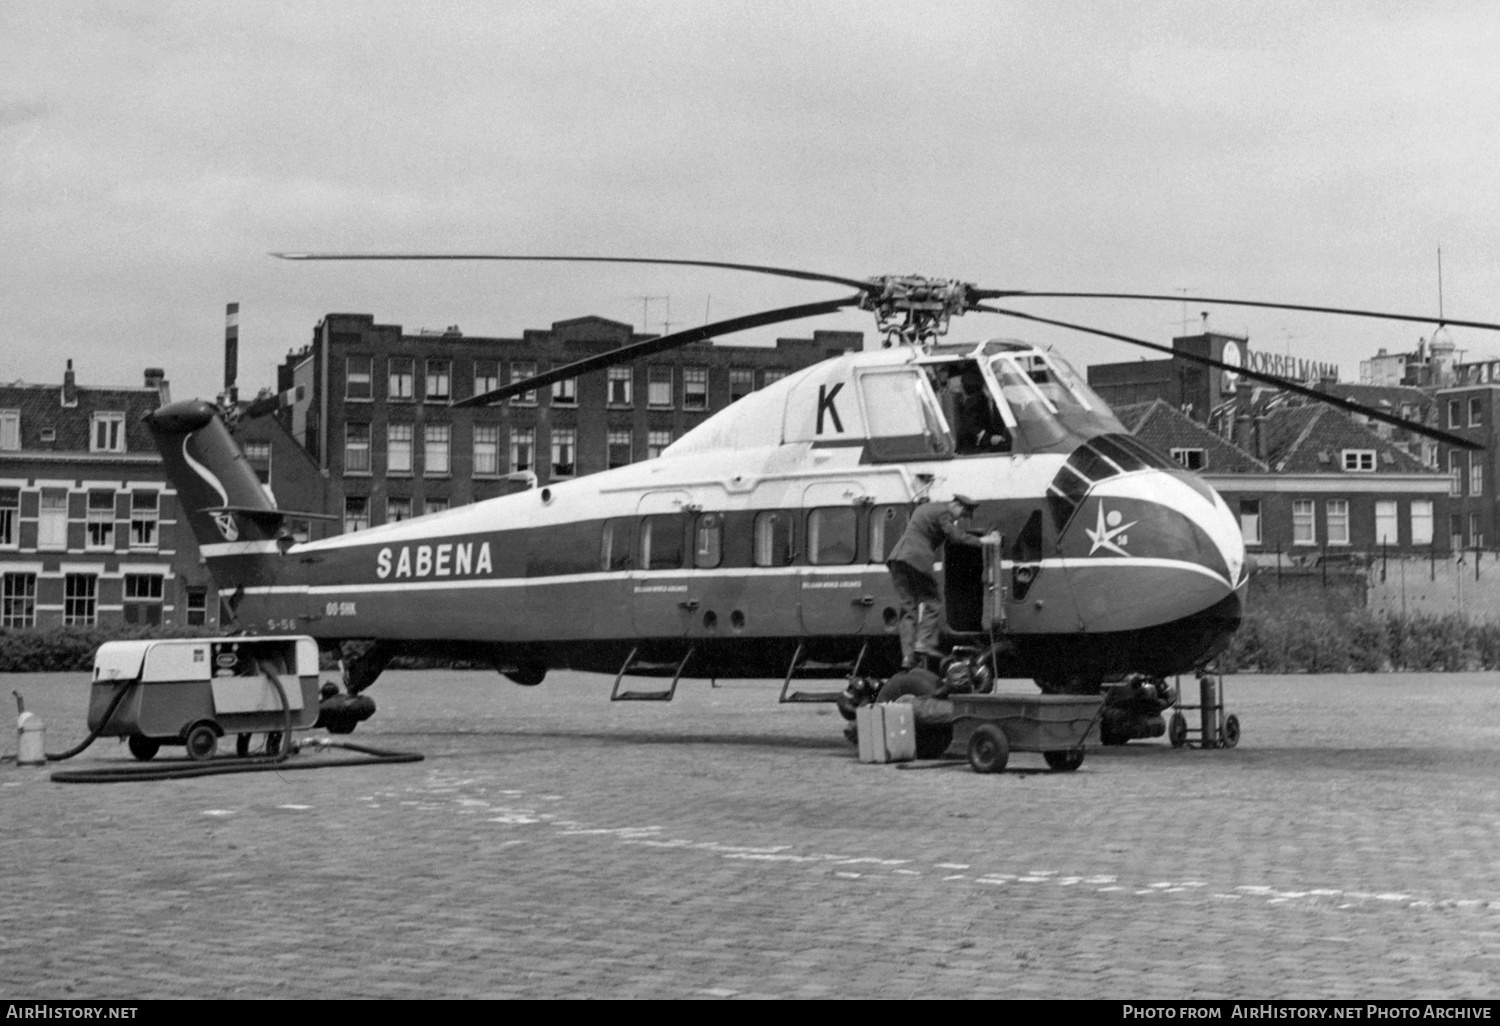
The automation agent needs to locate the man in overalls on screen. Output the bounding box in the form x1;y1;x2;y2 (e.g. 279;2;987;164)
886;495;983;671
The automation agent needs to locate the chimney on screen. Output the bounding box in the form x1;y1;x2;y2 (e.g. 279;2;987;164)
61;359;77;408
145;367;170;405
224;302;240;404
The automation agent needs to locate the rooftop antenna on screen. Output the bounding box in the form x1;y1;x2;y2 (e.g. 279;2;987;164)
1437;246;1445;325
660;295;676;335
634;296;667;333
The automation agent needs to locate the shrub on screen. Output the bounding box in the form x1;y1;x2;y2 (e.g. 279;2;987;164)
0;625;219;673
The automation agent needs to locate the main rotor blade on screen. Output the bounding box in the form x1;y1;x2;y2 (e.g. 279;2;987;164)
972;290;1500;334
453;294;865;407
975;304;1483;452
272;252;876;294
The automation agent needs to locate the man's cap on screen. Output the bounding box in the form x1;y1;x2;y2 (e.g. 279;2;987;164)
950;493;979;509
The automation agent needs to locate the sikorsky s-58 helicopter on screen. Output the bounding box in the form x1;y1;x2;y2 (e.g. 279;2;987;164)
145;255;1488;755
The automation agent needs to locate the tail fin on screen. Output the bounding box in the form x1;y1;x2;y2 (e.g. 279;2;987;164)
146;400;282;551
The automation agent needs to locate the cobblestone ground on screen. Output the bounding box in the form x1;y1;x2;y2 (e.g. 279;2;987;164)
2;670;1499;999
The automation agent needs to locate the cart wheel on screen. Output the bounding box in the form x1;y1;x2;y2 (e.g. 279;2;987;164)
1043;749;1085;772
878;669;952;759
235;733;251;757
1168;712;1188;748
265;731;283;756
184;722;218;762
967;723;1010;774
1221;714;1241;749
127;735;160;762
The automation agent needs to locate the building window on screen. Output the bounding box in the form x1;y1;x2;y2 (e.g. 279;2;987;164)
130;491;159;548
753;510;792;567
683;366;708;411
122;574;164;625
1471;452;1484;497
63;573;97;626
647;430;672;459
1471;513;1484;549
648;366;673;409
694;513;723;568
510;362;537;406
511;427;534;473
0;410;18;450
1292;499;1316;545
1452;514;1464;552
86;490;115;550
38;490;66;550
1470;397;1483;427
424;423;451;476
551;373;577;407
2;572;37;628
1170;448;1206;470
474;424;501;476
388;358;414;401
387;422;413;475
345;422;371;473
424;360;451;402
1449;400;1460;429
243;441;272;483
185;586;207;627
729;368;755;403
551;427;576;478
763;369;789;387
387;497;412;523
1342;449;1376;472
0;487;17;549
1326;499;1350;546
475;360;499;397
607;429;632;469
1239;499;1262;545
344;496;369;533
1450;451;1463;497
346;356;373;400
808;507;857;565
607;367;633;406
425;498;448;515
1374;500;1398;546
1411;500;1434;546
91;412;125;453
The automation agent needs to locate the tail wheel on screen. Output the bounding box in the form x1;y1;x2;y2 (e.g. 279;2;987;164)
876;669;951;759
1168;712;1188;748
184;722;218;762
1043;749;1085;772
967;723;1010;773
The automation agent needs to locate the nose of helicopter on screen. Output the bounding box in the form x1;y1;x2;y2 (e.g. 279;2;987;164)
1053;468;1247;635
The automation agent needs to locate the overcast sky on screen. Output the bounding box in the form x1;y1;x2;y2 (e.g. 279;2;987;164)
4;1;1500;401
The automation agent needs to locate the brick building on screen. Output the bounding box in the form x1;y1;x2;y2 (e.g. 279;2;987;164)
275;313;863;532
0;362;218;630
1115;398;1451;557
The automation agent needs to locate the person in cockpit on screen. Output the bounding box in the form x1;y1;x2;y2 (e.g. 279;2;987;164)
955;368;1007;453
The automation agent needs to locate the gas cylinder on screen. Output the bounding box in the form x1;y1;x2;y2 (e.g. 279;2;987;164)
15;692;45;766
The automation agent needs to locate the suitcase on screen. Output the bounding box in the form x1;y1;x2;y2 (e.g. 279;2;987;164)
856;701;916;763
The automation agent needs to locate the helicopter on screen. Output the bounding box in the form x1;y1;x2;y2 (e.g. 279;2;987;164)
145;255;1489;756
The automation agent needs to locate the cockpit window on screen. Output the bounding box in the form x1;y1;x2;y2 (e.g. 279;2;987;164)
1045;436;1154;531
989;350;1126;452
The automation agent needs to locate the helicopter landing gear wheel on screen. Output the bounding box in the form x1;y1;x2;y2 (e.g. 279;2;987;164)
1221;714;1241;749
127;735;159;761
876;669;951;759
184;722;218;762
967;723;1010;773
1168;712;1188;748
1043;749;1085;772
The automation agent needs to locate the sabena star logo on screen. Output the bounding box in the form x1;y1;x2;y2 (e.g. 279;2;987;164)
1085;503;1137;557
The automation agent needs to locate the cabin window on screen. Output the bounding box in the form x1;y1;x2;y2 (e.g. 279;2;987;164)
868;505;909;562
694;513;723;568
807;507;857;565
753;511;793;567
858;369;950;461
600;518;634;571
640;513;684;570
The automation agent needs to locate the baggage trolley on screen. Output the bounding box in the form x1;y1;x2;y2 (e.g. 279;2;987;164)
948;693;1104;773
1168;669;1241;750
